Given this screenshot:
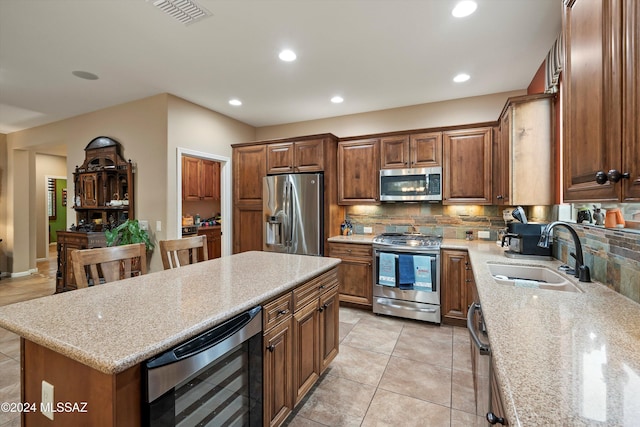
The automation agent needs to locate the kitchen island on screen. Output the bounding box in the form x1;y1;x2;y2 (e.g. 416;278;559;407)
0;251;341;426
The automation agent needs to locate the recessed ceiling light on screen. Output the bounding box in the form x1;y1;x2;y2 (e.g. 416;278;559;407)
452;1;477;18
229;99;242;106
331;96;344;104
453;73;470;83
72;70;99;80
279;49;297;62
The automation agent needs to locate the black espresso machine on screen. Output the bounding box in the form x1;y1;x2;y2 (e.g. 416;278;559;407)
501;222;552;257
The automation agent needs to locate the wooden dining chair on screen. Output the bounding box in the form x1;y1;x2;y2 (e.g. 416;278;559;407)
159;235;208;270
71;243;147;288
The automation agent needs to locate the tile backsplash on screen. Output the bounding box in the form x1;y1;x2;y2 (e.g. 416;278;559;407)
345;204;640;304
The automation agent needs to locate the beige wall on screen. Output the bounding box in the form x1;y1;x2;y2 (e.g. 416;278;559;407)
255;90;525;140
7;94;169;273
35;154;66;259
166;95;255;255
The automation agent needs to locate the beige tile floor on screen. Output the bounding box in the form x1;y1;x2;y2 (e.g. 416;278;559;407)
0;247;484;426
284;307;485;427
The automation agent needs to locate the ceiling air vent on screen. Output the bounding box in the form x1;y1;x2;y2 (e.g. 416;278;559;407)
148;0;211;25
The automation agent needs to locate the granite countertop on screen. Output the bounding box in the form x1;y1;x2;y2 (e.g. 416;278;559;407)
0;251;340;375
464;241;640;426
328;234;376;244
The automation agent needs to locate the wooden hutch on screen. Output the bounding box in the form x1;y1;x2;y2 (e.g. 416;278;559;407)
56;137;135;292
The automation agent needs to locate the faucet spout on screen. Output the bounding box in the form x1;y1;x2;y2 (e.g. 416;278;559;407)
538;221;591;282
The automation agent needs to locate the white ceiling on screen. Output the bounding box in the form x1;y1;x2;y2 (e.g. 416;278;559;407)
0;0;561;135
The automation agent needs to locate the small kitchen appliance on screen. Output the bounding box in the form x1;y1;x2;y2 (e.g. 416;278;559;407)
379;167;442;202
372;232;442;323
501;223;552;257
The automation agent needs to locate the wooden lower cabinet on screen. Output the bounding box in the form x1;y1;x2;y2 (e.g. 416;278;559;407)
292;300;320;405
328;242;373;308
263;267;340;426
264;316;294;427
233;204;263;253
441;249;475;326
489;363;509;425
197;226;221;259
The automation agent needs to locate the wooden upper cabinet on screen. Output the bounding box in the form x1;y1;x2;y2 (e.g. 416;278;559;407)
380;132;442;169
494;94;555;206
233;144;266;205
182;157;220;201
294;139;324;172
267;139;324;174
337;139;380;204
443;127;492;204
380;135;410;169
563;0;639;202
410;132;442;168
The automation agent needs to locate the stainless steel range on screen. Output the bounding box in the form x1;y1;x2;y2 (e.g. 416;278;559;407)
372;232;442;323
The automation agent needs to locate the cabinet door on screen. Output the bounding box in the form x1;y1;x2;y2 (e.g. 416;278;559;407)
292;301;319;405
80;174;98;207
264;318;293;427
319;286;340;373
338;139;380;204
233;205;262;254
622;0;640;201
182;156;201;201
233;145;266;205
410;132;442;168
198;160;219;200
328;242;373;307
563;0;622;202
494;117;510;205
443;128;492;204
267;143;294;175
294;139;324;172
380;135;410;169
441;250;472;326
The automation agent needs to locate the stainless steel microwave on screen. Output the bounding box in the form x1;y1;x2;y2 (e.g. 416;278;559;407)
379;167;442;202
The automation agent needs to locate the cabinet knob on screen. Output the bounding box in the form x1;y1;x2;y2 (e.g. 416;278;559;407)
607;169;630;183
496;195;503;200
486;412;506;425
318;306;324;312
277;309;289;316
319;284;325;289
595;171;608;184
267;344;275;352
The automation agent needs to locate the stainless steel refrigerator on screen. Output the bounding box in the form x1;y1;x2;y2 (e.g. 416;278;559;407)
263;173;324;256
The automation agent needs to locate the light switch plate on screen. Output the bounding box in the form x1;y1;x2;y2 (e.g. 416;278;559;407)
42;380;54;420
363;226;373;234
478;231;491;239
138;220;149;231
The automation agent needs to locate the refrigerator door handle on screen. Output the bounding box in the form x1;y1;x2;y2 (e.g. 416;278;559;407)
284;180;292;248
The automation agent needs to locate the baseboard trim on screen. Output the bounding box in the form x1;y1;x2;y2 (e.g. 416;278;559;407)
10;268;38;278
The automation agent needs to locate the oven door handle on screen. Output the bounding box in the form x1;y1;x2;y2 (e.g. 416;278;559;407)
375;298;438;313
467;303;491;356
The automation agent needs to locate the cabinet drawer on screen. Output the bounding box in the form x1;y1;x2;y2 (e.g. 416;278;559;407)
293;268;339;312
329;242;372;259
263;293;293;332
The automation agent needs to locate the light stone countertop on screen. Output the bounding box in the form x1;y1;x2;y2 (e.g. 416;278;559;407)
329;235;640;425
0;251;340;375
328;234;376;244
464;240;640;427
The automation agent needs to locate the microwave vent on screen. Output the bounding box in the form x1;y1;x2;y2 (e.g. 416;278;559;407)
148;0;211;25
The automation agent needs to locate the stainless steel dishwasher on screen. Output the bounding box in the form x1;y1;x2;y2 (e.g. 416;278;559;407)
143;306;263;427
467;302;491;421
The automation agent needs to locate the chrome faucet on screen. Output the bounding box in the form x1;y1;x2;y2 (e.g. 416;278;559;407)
538;221;591;282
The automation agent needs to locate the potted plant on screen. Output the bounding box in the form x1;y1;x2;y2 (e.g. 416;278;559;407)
105;219;155;251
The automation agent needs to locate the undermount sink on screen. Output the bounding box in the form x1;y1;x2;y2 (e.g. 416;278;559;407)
487;263;582;293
